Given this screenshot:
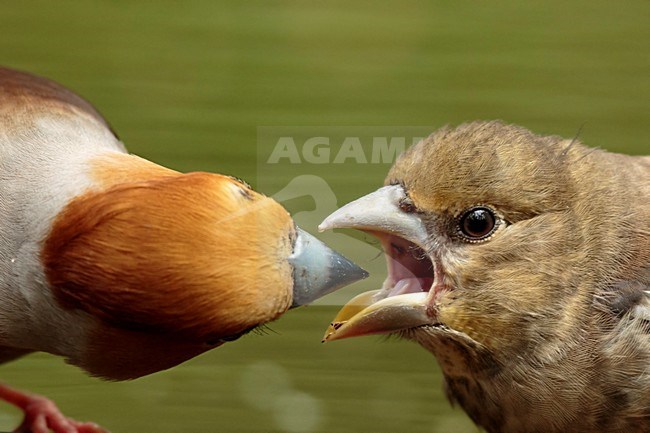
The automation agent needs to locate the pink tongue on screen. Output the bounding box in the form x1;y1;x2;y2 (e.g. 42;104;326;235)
388;278;426;297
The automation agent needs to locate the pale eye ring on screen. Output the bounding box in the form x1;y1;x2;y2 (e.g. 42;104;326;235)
458;206;500;241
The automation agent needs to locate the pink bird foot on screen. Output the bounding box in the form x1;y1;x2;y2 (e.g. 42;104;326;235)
0;384;109;433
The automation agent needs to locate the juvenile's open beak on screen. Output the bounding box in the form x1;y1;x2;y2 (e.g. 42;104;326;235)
318;185;437;341
321;290;431;342
290;227;368;307
319;185;428;246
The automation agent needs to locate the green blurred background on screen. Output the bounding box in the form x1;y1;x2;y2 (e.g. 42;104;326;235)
1;1;647;432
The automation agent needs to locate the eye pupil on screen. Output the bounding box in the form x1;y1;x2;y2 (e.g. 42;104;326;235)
460;207;497;240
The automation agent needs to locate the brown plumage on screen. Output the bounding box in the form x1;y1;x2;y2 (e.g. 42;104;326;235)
320;121;650;433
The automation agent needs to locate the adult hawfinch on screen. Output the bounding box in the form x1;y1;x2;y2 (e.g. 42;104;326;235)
0;66;366;433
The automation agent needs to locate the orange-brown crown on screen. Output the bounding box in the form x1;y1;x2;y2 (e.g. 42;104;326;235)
43;153;295;344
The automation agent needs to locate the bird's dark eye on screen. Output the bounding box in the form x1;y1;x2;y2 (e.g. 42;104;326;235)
458;207;498;241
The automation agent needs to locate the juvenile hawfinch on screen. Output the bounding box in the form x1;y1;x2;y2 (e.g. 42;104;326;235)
0;66;367;433
321;121;649;433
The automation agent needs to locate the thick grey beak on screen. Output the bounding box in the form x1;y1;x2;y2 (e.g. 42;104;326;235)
290;227;368;307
